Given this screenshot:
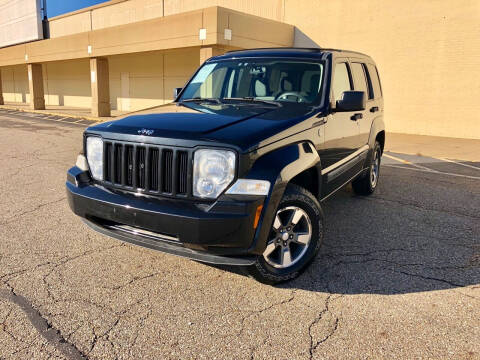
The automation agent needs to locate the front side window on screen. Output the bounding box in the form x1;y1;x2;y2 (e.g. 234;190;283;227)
180;59;325;104
332;62;352;101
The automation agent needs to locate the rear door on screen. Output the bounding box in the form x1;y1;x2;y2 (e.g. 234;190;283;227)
350;60;374;145
365;62;384;138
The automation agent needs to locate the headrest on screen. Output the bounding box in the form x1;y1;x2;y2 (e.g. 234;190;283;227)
281;77;293;91
255;79;267;97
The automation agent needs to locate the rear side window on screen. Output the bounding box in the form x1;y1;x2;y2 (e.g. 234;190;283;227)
351;62;372;99
332;62;352;101
366;63;382;98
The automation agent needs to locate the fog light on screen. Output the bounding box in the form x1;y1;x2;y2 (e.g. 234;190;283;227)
75;154;89;171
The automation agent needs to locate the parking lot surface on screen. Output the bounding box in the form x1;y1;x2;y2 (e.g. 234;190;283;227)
0;111;479;359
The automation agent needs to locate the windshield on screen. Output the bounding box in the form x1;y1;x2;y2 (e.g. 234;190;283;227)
179;59;324;104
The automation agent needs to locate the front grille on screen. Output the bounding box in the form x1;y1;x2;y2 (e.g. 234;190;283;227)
102;141;192;197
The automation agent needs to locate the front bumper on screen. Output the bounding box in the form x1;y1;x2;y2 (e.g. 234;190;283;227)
66;166;265;265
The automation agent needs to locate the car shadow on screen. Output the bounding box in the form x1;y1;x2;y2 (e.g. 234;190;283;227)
207;184;480;295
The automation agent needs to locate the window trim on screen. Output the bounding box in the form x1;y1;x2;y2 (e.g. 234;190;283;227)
362;63;375;100
374;65;383;96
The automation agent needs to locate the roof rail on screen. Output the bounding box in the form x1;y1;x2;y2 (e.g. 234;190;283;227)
224;47;369;57
225;47;322;54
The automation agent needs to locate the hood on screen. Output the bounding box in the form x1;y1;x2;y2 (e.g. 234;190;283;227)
89;102;318;152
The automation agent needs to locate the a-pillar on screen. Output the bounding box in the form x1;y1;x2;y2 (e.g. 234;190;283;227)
199;46;225;65
90;57;110;117
199;47;227;98
0;69;4;105
28;63;45;109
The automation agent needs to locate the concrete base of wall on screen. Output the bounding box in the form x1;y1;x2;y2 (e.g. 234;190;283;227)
385;133;480;162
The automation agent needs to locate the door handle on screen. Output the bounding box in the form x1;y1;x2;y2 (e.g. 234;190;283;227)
370;106;379;113
351;113;363;121
312;118;327;127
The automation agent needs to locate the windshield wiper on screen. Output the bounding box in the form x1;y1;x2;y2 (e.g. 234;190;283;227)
222;97;282;107
180;97;221;104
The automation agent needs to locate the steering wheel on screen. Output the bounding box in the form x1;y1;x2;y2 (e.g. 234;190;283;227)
275;91;308;103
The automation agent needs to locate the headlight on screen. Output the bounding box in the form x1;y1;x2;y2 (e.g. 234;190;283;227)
193;149;235;198
86;136;103;180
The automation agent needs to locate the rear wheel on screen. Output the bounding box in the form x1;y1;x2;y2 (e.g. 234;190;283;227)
352;141;382;195
247;184;324;284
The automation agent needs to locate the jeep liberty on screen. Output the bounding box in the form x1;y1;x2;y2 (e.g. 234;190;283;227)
66;48;385;284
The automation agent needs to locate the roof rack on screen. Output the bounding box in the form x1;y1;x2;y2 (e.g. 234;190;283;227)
224;47;369;57
225;47;322;54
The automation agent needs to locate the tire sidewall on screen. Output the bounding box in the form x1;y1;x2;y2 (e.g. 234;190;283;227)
368;142;382;191
253;185;324;283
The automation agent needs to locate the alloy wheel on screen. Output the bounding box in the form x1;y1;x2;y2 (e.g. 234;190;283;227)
263;206;312;269
370;149;380;188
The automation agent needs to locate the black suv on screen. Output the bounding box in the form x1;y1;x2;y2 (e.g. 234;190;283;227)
66;48;385;284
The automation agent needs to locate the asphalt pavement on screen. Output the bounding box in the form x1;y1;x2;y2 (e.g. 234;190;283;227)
0;110;479;359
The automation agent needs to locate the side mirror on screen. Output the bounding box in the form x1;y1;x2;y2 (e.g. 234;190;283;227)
173;87;183;99
336;91;366;111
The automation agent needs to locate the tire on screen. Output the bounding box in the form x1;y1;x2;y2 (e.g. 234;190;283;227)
247;184;325;285
352;141;382;196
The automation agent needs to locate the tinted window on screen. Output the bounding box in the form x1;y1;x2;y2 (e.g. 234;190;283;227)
366;63;382;98
351;62;371;99
332;63;352;101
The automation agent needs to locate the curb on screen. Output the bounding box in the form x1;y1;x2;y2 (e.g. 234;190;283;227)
0;105;102;122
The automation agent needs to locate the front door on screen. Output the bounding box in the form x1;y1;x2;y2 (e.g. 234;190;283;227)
318;60;363;195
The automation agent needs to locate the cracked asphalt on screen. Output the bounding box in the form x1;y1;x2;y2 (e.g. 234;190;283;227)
0;112;479;359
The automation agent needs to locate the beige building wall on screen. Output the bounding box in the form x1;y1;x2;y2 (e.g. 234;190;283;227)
282;0;480;139
42;59;91;108
163;0;284;20
108;47;199;111
49;0;165;38
48;0;284;38
1;48;199;111
1;60;91;108
1;65;30;103
163;48;200;102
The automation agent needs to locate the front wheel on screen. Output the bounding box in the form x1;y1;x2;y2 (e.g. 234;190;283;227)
247;184;325;284
352;141;382;195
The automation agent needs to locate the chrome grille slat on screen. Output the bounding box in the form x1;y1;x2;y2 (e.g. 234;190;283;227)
162;149;173;193
126;145;134;186
114;144;122;184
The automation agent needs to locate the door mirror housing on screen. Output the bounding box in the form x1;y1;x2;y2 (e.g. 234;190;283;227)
336;91;366;111
173;87;183;99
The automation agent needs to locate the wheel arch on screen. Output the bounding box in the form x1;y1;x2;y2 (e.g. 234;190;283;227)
245;141;322;254
368;116;386;152
376;130;385;153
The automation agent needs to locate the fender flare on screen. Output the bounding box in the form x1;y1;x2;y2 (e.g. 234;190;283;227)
368;116;386;151
246;141;321;255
